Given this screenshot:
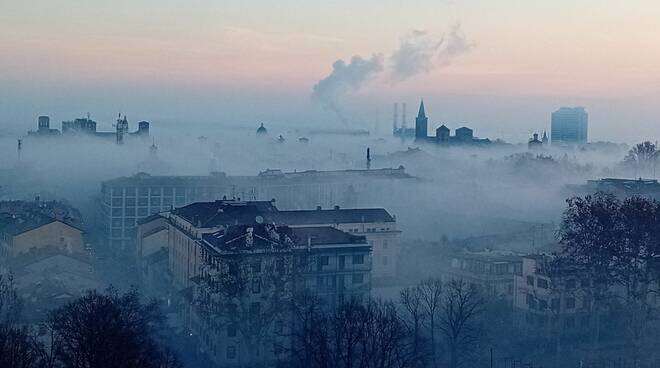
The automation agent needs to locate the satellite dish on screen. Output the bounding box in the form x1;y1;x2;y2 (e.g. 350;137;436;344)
255;216;264;224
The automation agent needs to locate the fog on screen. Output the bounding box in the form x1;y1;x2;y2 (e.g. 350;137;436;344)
0;119;632;240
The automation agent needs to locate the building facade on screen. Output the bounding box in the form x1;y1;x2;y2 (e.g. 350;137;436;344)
443;250;523;302
551;107;588;146
101;167;410;252
513;255;590;336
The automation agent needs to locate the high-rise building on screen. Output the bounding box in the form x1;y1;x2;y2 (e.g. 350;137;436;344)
551;107;588;145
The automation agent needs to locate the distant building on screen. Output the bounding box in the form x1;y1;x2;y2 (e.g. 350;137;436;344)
414;100;429;140
27;116;60;136
528;133;543;150
541;131;549;146
411;100;493;146
513;255;590;336
27;114;150;143
551;107;588;146
392;102;415;139
0;199;85;257
443;250;523;302
100;167;411;252
569;177;660;200
256;123;268;136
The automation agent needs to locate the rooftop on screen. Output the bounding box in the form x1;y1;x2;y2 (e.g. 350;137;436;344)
201;224;367;254
273;207;395;225
173;200;278;227
102;166;412;188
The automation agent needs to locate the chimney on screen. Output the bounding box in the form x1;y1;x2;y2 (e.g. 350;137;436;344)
334;205;340;210
402;103;407;129
316;206;322;211
393;103;398;131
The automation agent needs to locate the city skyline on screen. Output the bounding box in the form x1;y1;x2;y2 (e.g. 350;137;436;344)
2;1;660;142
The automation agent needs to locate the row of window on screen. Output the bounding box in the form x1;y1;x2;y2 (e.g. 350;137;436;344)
317;254;365;270
110;196;186;207
526;293;578;311
526;275;589;290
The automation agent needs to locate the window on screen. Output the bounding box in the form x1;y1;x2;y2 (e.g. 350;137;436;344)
383;239;388;249
227;324;237;337
537;278;548;289
252;279;261;294
226;346;236;359
526;276;534;286
352;273;364;284
251;261;261;274
551;298;560;311
338;256;345;270
526;294;535;309
274;320;284;334
352;255;364;265
566;279;577;290
250;302;260;316
580;279;590;288
317;256;329;271
565;316;575;329
539;299;548;310
382;256;388;266
565;297;576;309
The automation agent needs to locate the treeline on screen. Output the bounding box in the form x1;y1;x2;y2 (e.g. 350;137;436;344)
288;278;485;368
0;278;180;368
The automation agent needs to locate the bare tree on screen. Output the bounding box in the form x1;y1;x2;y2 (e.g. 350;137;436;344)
45;287;181;368
417;278;442;364
399;286;427;366
0;274;21;327
289;297;416;368
438;279;484;368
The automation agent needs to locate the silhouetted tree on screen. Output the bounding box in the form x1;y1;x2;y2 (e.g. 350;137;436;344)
0;274;46;368
290;298;415;368
399;285;427;366
623;141;659;177
46;287;181;368
418;278;442;364
438;279;484;368
557;193;660;356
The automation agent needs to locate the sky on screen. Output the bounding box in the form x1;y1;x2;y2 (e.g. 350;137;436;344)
1;0;660;143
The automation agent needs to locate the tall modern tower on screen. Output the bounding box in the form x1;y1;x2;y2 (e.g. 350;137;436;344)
415;99;428;140
551;107;588;145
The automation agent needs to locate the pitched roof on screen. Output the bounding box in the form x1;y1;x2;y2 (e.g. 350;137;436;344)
417;99;426;118
272;208;395;225
290;226;367;246
201;224;366;254
174;200;278;228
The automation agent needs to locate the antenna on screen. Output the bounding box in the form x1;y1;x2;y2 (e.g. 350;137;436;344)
17;139;22;162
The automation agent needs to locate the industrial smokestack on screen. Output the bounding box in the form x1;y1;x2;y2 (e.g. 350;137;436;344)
393;103;399;131
402;103;407;129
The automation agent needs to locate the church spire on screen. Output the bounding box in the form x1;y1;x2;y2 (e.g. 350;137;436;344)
417;99;426;119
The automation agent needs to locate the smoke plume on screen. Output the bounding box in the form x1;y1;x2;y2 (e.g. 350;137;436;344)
311;54;384;124
391;24;473;80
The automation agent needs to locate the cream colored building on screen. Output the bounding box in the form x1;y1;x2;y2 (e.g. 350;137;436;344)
1;215;84;258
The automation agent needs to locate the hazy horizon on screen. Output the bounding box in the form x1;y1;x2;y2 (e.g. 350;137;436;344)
2;0;660;143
